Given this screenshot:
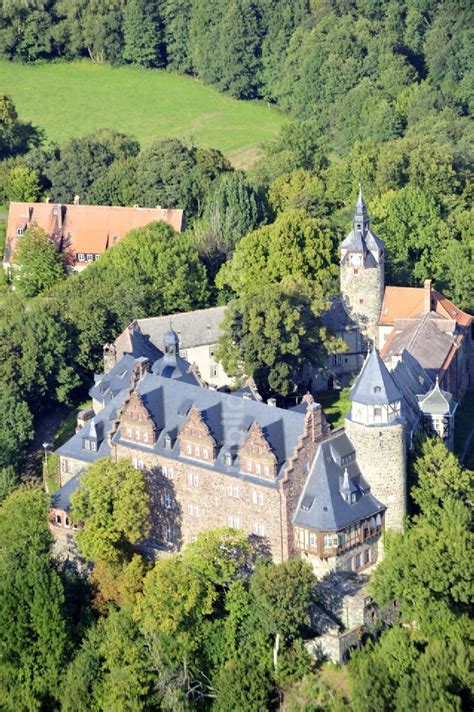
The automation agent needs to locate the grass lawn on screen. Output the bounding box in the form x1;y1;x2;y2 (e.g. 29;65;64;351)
454;390;474;461
54;398;92;449
316;387;352;429
0;60;286;168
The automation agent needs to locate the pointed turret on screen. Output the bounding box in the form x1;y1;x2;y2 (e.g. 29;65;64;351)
350;348;401;418
344;348;406;532
340;188;385;343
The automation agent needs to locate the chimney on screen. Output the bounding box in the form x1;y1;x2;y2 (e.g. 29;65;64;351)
267;397;277;407
135;357;150;380
73;195;80;205
424;279;432;313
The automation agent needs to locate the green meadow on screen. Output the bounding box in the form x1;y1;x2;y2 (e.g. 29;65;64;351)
0;60;286;167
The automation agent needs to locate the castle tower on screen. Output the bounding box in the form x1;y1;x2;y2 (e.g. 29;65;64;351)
340;189;384;343
344;348;406;532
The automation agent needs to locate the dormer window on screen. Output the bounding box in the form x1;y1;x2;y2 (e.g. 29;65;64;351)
224;451;233;467
164;433;172;449
373;386;381;393
16;227;24;236
87;253;94;262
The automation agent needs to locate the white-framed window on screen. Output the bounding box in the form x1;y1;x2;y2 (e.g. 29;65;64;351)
227;515;240;529
163;493;173;509
188;472;199;486
210;365;218;378
180;350;187;359
94;254;100;261
203;447;209;459
16;227;24;236
87;253;94;262
78;253;85;262
135;428;141;440
132;457;138;469
246;461;253;473
195;445;200;457
252;490;264;506
90;441;96;452
323;534;338;548
186;443;192;455
255;463;261;475
61;459;69;473
143;431;149;443
84;440;90;451
309;532;317;547
126;427;132;438
252;523;265;537
263;465;270;477
188;504;200;517
137;460;144;471
163;465;173;479
227;484;239;498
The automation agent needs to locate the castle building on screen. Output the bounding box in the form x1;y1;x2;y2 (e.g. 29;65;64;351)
54;331;331;563
50;188;472;581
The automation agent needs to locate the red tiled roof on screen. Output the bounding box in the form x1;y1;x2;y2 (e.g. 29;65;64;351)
379;285;472;329
5;201;184;265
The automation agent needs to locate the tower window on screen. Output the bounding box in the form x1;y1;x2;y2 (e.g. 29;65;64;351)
373;386;381;393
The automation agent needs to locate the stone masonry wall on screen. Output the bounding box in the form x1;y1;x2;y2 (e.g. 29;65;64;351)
114;443;285;561
345;417;406;532
341;262;384;344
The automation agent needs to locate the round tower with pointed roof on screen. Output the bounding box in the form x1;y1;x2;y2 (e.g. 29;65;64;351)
340;189;384;344
344;348;406;532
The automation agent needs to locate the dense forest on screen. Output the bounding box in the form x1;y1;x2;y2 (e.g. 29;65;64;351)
0;1;472;709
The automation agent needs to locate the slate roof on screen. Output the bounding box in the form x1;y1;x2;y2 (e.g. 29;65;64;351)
135;306;225;351
417;380;456;416
58;363;310;484
350;349;401;405
52;471;83;512
112;371;308;479
91;349;199;409
340;189;383;256
382;313;457;383
55;395;116;462
293;431;384;531
5;202;184;265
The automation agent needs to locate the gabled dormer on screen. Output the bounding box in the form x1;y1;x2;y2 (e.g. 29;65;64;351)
82;417;102;452
120;391;157;446
179;405;216;462
238;421;277;479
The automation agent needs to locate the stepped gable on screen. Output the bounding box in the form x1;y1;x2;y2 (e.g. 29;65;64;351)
293;431;385;532
111;371;311;480
350;348;401;406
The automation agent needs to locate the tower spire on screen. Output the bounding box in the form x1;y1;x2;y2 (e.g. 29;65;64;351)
354;185;369;232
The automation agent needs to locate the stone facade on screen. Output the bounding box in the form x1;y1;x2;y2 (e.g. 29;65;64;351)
341;259;384;345
344;416;406;532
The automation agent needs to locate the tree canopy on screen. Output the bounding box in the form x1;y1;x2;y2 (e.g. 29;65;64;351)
13;224;66;297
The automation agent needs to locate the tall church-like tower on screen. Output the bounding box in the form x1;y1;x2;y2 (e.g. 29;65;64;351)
340;189;384;344
344;348;406;532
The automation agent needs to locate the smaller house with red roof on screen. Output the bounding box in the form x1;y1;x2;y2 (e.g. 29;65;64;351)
4;199;184;272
